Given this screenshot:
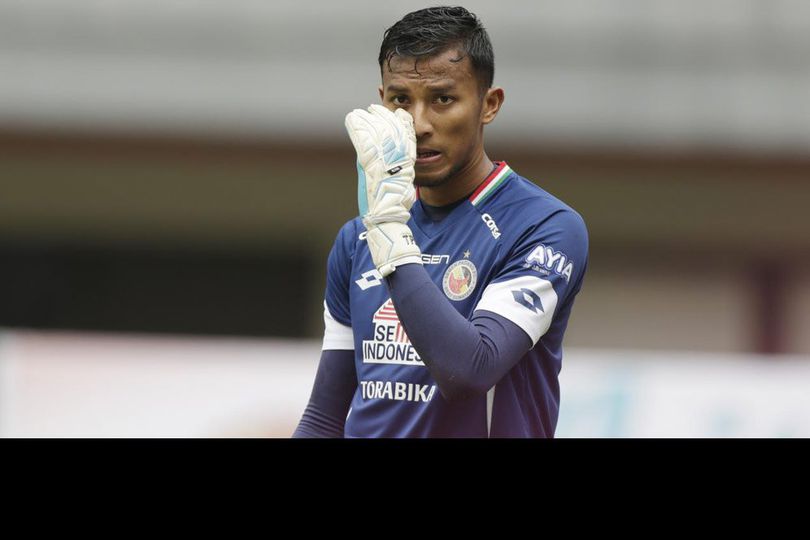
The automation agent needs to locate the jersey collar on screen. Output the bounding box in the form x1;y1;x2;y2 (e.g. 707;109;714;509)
414;161;513;206
468;161;513;207
410;161;513;239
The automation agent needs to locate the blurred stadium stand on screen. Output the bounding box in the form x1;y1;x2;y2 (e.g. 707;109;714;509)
1;0;809;436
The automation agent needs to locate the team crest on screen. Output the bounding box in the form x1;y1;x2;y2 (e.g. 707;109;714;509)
442;259;478;301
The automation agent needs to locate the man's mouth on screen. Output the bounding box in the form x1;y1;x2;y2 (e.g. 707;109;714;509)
416;149;441;163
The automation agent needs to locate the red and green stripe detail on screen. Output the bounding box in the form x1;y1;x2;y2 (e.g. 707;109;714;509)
469;161;512;207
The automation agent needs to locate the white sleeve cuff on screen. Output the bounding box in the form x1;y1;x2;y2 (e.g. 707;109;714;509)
473;275;559;346
322;300;354;350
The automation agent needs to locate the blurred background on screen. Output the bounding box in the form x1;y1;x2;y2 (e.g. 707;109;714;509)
1;0;809;437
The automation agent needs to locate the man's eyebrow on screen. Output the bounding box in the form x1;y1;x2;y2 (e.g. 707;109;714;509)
385;81;457;93
426;82;457;91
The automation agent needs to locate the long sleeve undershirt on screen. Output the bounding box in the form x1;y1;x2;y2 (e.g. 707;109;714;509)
292;348;356;438
385;263;532;401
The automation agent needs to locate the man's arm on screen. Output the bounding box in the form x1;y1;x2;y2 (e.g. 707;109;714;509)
385;207;588;401
292;348;356;438
293;216;358;438
385;264;531;402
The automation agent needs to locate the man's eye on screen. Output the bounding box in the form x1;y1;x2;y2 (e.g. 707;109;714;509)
436;95;455;105
392;95;408;105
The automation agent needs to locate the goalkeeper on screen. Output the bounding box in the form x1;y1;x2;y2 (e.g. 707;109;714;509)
293;6;588;438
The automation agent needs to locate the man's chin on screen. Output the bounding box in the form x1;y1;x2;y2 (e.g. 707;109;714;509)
414;171;449;188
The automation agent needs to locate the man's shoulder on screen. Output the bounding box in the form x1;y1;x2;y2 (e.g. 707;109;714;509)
487;169;586;235
328;216;366;268
333;216;365;244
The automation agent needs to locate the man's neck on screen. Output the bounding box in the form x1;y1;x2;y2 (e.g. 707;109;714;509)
418;152;494;207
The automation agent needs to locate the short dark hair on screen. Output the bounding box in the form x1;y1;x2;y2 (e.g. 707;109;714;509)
378;6;495;94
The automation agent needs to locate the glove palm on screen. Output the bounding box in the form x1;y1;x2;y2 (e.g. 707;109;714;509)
345;104;422;276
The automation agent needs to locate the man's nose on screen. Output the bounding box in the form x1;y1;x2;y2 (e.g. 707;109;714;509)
411;105;433;139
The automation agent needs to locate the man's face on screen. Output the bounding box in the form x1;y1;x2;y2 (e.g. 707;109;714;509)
379;48;489;188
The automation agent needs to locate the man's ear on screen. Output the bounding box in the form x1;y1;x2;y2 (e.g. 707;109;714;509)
378;85;384;101
481;87;505;125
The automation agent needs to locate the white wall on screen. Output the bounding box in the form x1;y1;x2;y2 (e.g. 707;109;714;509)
0;329;319;437
558;349;810;437
2;328;808;438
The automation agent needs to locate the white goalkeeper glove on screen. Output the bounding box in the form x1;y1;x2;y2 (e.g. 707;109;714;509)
345;104;422;277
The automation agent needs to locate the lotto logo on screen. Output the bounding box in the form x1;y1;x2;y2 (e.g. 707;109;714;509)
512;288;544;313
355;269;383;290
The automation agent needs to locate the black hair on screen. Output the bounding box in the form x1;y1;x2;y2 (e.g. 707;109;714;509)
378;6;495;94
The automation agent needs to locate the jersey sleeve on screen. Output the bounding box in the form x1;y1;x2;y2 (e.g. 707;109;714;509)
474;208;588;346
322;220;358;351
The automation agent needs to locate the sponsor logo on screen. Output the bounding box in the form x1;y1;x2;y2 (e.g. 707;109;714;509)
442;259;478;301
359;231;368;241
481;213;501;239
523;244;574;282
421;254;450;265
512;288;545;313
355;256;447;290
360;380;436;402
361;299;424;366
355;269;383;290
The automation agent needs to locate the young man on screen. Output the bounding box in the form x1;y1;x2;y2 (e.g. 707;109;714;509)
293;6;588;437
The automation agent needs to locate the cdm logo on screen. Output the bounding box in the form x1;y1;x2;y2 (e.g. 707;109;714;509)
481;213;501;239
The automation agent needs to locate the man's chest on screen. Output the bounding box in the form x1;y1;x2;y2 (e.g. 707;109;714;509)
348;221;504;332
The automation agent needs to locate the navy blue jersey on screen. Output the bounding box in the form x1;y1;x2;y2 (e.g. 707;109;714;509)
322;162;588;437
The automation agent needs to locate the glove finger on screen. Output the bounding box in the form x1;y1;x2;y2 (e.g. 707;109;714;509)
345;108;378;135
345;109;384;154
394;107;414;130
368;103;393;118
367;104;416;164
394;107;417;157
368;104;404;138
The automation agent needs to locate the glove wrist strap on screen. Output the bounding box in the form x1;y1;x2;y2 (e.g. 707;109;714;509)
363;221;422;277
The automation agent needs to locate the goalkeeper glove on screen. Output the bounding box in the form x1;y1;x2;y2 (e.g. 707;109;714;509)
344;104;422;277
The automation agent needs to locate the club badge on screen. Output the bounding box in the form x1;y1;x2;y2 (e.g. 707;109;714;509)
442;259;478;301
